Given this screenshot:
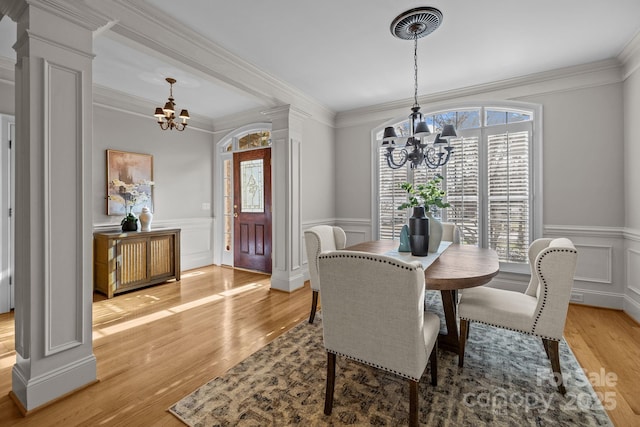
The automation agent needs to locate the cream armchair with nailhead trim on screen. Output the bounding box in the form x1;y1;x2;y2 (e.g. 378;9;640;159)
318;250;440;427
457;238;578;395
304;225;347;324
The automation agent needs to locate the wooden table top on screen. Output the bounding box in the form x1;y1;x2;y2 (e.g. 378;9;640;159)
345;240;500;291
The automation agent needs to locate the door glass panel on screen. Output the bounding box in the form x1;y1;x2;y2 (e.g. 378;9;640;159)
238;131;271;150
223;159;233;251
240;159;264;213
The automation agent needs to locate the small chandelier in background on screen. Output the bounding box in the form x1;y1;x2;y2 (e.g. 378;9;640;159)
154;77;190;131
382;7;457;169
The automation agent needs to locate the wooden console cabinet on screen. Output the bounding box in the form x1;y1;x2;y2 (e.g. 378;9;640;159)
94;228;181;298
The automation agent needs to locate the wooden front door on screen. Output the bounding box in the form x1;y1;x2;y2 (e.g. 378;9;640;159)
233;148;272;273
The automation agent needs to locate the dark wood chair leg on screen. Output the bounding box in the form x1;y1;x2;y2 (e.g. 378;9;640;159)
542;338;550;359
429;342;438;386
458;319;469;367
324;352;336;415
544;339;566;395
309;290;319;323
409;379;419;427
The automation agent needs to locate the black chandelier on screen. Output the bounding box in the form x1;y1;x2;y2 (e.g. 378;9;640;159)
153;77;190;131
382;7;457;169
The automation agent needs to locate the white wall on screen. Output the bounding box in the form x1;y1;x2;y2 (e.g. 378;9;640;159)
623;53;640;322
0;80;13;114
333;118;379;245
301;117;336;223
524;84;624;227
92;106;215;270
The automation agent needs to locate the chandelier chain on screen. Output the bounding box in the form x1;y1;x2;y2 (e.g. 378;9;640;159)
413;33;419;108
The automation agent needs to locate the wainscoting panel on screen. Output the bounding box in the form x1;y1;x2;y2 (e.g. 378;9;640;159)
573;244;613;284
626;248;640;298
545;225;625;310
334;218;372;247
624;235;640;323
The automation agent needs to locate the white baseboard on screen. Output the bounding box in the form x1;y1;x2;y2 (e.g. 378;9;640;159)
623;295;640;324
11;355;97;411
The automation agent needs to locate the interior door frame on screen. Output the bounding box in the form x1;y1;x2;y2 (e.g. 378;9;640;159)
0;115;14;313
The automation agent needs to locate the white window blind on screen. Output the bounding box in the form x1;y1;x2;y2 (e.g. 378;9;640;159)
487;130;530;262
378;149;408;240
444;135;480;246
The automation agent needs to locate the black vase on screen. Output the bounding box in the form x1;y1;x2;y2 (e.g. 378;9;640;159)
409;206;430;256
121;219;138;232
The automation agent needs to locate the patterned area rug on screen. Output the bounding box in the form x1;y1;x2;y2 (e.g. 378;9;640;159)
169;294;612;426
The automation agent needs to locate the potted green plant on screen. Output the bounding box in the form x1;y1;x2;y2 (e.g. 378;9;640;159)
398;175;450;255
397;174;450;213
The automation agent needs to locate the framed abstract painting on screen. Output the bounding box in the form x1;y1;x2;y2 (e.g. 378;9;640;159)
106;150;154;216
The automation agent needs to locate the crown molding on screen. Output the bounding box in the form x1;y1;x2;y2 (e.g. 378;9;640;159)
335;59;623;129
619;29;640;79
0;0;26;21
2;0;110;31
83;0;335;127
211;107;274;136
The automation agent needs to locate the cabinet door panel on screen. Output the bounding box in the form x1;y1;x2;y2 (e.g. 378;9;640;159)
118;238;149;289
150;235;175;279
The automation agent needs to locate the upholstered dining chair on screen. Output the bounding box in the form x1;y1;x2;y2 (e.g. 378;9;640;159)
426;222;461;309
457;238;578;394
304;225;347;323
318;251;440;427
441;222;461;244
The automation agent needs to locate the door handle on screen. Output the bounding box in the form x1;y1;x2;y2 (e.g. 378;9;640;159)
234;213;238;218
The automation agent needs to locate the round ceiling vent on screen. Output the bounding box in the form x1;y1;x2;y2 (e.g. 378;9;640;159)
390;7;443;40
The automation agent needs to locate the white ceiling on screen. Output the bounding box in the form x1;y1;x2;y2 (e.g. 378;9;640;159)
1;0;640;120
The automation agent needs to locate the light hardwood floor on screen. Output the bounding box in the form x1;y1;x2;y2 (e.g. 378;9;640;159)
0;265;637;426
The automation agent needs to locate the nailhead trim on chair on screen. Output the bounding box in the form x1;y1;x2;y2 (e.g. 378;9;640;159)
321;253;425;381
326;349;422;381
319;252;422;271
457;317;561;341
460;246;576;342
531;247;577;336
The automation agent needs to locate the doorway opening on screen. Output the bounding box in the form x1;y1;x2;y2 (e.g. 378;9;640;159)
0;115;15;314
216;124;272;273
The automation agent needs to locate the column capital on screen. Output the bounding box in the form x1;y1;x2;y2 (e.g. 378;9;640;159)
1;0;110;31
262;104;311;121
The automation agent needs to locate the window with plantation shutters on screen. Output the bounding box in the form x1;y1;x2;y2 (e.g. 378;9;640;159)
487;130;530;262
378;150;409;240
443;134;480;246
375;105;537;267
